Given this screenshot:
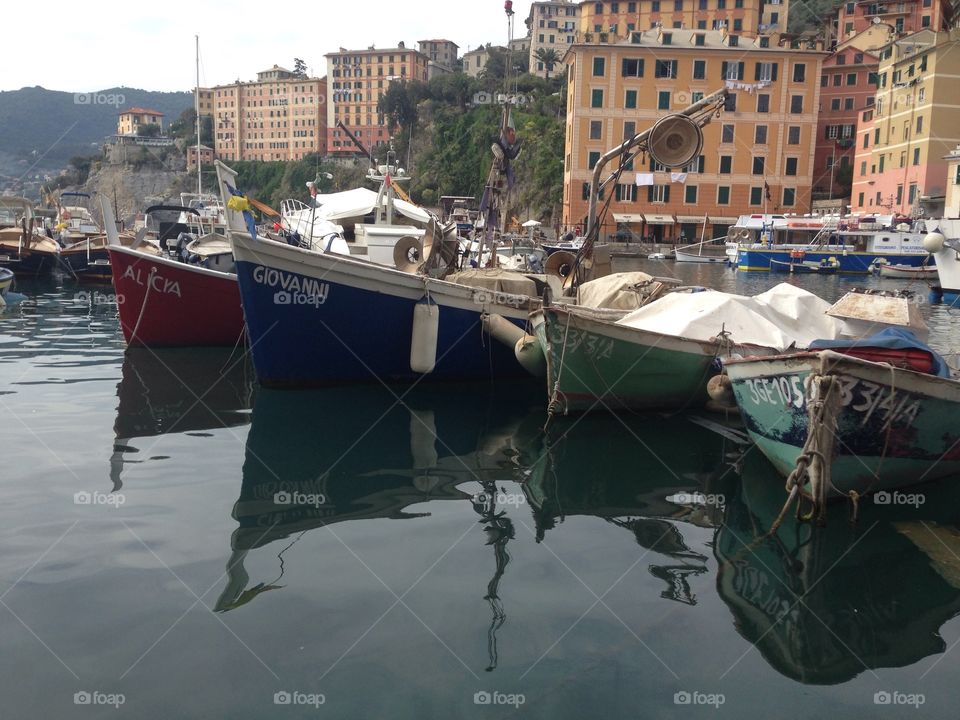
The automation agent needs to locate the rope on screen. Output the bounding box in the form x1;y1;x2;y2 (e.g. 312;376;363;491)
544;309;573;431
128;268;155;345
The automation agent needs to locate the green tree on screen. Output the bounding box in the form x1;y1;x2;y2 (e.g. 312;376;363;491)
293;58;307;78
137;123;161;138
378;81;418;134
534;48;562;79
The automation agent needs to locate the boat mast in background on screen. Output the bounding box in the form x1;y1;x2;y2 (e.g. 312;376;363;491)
195;34;201;197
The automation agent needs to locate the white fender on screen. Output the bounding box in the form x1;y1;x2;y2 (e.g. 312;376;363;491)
410;297;439;374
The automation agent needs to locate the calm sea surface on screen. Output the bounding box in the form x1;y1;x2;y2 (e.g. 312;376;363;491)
2;263;959;718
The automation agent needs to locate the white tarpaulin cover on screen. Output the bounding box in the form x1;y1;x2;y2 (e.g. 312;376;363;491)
577;271;659;311
616;283;842;350
313;188;430;225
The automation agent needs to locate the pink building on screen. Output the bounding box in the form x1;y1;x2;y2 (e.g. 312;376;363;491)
813;46;879;200
827;0;951;47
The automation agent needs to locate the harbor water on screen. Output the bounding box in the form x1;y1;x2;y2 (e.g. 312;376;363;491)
2;262;960;718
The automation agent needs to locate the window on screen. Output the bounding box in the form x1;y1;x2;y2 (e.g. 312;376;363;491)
663;32;673;44
922;14;931;27
655;60;678;78
790;95;803;113
625;90;637;108
860;160;867;176
717;0;726;7
724;93;737;111
782;188;795;206
863;133;869;149
831;98;841;111
833;74;842;87
750;187;763;205
785;157;797;175
657;91;671;110
589;120;602;140
846;73;856;86
900;151;907;168
592;57;605;76
844;97;855;110
755;62;777;82
733;18;742;31
854;52;864;63
687;155;706;173
695;34;705;46
836;54;846;66
615;183;638;201
719;156;732;173
793;63;806;82
591;89;604;107
623;121;636;139
721;124;734;143
622;58;644;77
917;116;923;133
717;186;731;204
858;192;865;206
691;91;704;103
757;94;770;113
755;125;768;144
588;151;601;169
648;185;670;203
693;60;706;79
685;185;698;203
913;148;921;166
909;183;918;204
752;157;765;174
651;0;660;10
697;19;707;28
581;182;590;201
879;156;885;172
722;61;745;81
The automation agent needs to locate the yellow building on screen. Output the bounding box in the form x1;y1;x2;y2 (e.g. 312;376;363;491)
117;108;164;136
326;44;429;155
577;0;789;40
527;0;579;78
944;144;960;218
194;88;214;122
211;65;327;163
562;29;824;240
851;28;960;215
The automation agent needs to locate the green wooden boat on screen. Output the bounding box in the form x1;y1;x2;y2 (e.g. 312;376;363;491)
530;305;734;414
725;349;960;497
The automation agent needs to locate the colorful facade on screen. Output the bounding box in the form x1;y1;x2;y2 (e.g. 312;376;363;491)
526;1;579;78
851;28;960;214
562;29;824;241
326;45;428;156
117;108;164;136
577;0;789;40
210;66;327;163
813;46;879;199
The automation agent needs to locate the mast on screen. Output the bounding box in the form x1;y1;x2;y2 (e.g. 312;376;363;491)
195;34;201;196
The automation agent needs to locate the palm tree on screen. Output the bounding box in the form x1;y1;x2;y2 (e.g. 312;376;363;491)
534;48;562;79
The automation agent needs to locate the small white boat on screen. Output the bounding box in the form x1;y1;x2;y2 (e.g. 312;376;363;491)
674;237;731;263
871;259;937;279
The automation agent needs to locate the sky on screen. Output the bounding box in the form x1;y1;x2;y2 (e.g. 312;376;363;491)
1;0;532;92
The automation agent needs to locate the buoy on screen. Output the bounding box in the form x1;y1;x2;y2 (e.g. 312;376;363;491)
706;374;735;407
410;296;439;374
923;232;946;253
482;313;526;347
515;335;547;377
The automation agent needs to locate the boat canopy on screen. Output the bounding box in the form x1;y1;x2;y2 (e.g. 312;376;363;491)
314;188;430;225
616;283;843;350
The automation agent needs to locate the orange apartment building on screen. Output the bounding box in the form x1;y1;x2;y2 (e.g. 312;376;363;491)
578;0;789;39
826;0;952;47
326;44;429;156
563;29;825;241
209;65;327;163
813;46;879;199
851;28;960;215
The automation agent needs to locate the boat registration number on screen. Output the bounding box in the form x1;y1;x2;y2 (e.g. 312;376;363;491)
742;373;922;428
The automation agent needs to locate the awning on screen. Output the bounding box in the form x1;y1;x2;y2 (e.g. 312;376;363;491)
612;213;645;224
676;215;708;224
708;216;738;224
644;214;675;225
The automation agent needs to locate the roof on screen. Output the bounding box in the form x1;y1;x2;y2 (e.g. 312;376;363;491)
418;39;460;47
259;65;292;73
119;107;164;116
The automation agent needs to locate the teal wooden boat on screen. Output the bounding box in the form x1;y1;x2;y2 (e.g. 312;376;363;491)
530;304;737;414
725;348;960;503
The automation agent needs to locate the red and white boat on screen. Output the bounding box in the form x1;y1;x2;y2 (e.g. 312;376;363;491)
102;199;244;348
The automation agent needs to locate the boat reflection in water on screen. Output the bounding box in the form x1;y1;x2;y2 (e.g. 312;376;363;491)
527;413;744;605
716;453;960;684
217;383;545;640
111;348;254;490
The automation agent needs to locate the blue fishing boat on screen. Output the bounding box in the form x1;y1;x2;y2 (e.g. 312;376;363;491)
768;255;839;274
730;214;929;273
